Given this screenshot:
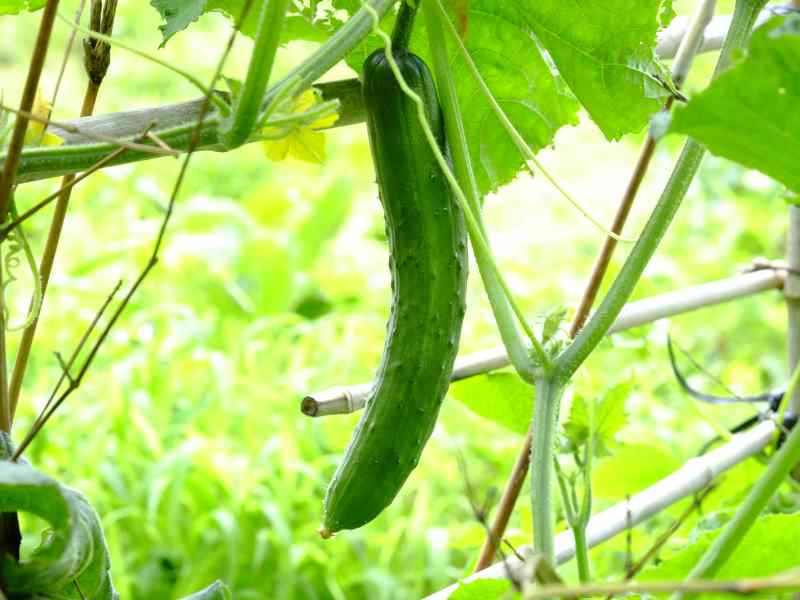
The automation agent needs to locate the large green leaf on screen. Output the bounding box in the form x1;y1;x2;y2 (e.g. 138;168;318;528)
638;513;800;598
449;371;533;435
0;462;116;599
151;1;676;193
669;15;800;193
527;0;674;141
149;0;344;47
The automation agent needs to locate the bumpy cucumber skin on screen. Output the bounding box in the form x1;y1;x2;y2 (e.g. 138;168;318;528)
322;49;468;534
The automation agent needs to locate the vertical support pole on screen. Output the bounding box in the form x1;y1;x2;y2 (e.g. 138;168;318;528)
787;0;800;428
786;206;800;418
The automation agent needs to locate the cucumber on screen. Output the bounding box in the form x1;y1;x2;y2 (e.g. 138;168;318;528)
321;47;468;535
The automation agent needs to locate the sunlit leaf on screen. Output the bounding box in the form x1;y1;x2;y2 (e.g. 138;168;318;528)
0;0;45;15
669;15;800;193
450;371;533;435
450;578;515;600
638;513;800;599
563;383;629;456
527;0;674;141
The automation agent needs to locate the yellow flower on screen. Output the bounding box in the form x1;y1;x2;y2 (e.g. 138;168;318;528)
23;89;63;147
262;89;338;165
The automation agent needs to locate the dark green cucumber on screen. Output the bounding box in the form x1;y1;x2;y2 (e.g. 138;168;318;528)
321;48;468;535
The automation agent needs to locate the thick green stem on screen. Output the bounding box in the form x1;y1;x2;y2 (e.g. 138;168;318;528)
531;376;563;564
225;0;291;148
573;527;591;583
555;0;767;384
421;0;537;380
265;0;394;103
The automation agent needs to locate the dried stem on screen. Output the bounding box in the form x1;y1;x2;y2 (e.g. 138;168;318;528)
8;0;118;424
12;0;248;461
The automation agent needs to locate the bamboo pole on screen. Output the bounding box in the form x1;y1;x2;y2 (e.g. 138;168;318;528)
302;269;784;417
424;420;778;600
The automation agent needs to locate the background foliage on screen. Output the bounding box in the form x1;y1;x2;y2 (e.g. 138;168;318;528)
0;0;797;598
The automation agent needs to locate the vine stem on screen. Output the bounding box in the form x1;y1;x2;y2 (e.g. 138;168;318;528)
537;0;765;564
421;1;537;381
472;0;717;570
672;362;800;599
224;0;291;148
554;0;767;384
8;0;118;423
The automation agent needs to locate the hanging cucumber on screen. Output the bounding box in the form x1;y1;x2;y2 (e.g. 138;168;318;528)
321;7;468;537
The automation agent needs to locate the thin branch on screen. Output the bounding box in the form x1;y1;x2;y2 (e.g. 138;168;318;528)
8;0;119;422
0;0;63;217
11;280;122;460
12;0;245;460
0;145;125;244
49;0;88;112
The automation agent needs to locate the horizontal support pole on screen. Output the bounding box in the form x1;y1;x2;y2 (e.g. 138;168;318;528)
302;268;785;417
424;419;778;600
6;8;781;185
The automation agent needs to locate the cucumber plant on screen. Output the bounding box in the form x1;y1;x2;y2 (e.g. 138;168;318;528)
1;0;799;597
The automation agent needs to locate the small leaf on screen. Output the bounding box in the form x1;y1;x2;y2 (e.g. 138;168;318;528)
150;0;208;47
450;372;534;435
563;383;629;456
450;578;514;600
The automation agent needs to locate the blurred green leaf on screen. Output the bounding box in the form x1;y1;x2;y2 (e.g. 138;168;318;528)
450;372;533;435
0;0;44;15
450;578;514;600
592;443;681;501
669;15;800;192
638;513;800;598
294;178;353;271
0;462;116;599
179;580;231;599
563;383;629;456
237;235;294;314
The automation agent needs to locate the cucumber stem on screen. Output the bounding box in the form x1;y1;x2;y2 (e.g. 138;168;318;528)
391;1;417;51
